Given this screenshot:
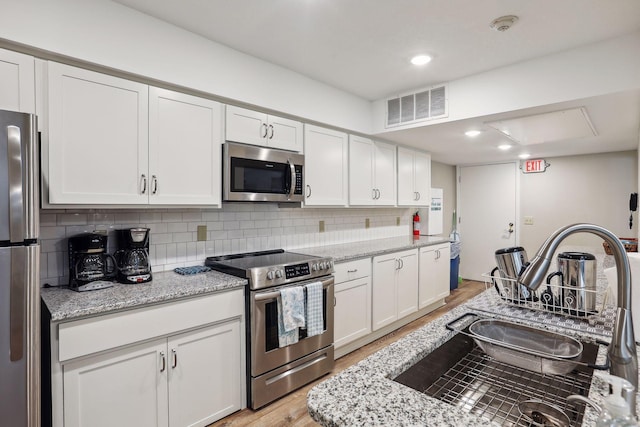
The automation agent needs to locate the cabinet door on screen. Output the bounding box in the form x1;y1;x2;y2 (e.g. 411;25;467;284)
0;48;35;113
419;244;450;309
47;62;149;204
397;147;416;206
373;141;397;206
348;135;374;206
149;87;222;206
334;276;371;348
433;244;451;301
372;253;398;331
304;124;348;206
396;250;419;318
413;150;431;207
63;339;168;427
168;320;243;427
225;105;267;147
268;114;303;152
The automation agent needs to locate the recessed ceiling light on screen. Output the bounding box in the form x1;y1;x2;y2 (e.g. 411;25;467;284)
519;153;531;159
498;144;512;150
410;55;432;66
465;130;482;137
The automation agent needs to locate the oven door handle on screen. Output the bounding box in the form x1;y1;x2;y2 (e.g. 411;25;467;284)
254;277;334;301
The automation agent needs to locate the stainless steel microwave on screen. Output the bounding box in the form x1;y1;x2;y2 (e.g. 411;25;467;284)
223;142;304;202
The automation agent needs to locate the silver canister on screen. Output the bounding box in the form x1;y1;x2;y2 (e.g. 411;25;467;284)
493;246;530;301
557;252;597;314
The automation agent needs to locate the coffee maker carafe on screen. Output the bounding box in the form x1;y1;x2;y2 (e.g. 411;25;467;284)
68;233;116;291
115;228;152;284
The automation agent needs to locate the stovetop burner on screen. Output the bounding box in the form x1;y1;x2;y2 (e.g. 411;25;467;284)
205;249;334;290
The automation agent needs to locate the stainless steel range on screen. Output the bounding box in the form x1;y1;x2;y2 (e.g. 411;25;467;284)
206;249;335;409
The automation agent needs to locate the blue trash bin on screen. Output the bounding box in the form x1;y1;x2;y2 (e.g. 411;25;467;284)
450;256;460;290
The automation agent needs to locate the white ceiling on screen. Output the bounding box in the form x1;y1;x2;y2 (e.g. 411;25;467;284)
113;0;640;165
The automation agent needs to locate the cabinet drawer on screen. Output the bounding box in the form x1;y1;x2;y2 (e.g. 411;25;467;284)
334;258;371;283
58;288;243;362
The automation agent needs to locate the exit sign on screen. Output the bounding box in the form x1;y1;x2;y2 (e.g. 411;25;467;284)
522;158;548;174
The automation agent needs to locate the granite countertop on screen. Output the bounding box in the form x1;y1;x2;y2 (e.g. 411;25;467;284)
41;270;247;322
41;236;449;323
306;289;625;427
295;235;450;263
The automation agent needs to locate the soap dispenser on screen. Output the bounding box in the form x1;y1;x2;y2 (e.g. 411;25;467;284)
596;374;638;427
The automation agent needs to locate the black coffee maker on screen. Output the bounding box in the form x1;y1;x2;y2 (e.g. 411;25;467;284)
68;233;116;291
114;228;152;284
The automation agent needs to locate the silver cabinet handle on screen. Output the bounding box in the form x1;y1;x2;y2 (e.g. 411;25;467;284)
141;174;147;194
171;349;177;368
400;258;404;269
416;192;420;201
372;189;376;200
306;184;312;198
347;269;358;273
160;351;166;372
7;125;24;243
377;189;381;199
334;297;337;307
261;123;268;138
152;175;158;195
268;124;274;139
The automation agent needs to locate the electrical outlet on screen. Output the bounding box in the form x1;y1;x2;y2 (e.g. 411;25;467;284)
197;225;207;241
524;216;534;225
319;220;325;233
365;218;370;229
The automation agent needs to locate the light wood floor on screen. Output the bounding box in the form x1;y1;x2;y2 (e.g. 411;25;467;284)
210;280;485;427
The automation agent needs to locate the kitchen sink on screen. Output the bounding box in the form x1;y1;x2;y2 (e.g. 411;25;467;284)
394;325;600;426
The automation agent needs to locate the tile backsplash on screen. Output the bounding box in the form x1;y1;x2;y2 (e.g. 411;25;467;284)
41;203;414;286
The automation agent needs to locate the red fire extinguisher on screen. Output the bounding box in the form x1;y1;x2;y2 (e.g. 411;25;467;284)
413;211;420;237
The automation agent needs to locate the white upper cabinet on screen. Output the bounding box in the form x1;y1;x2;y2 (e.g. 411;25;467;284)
348;136;396;206
397;146;431;207
303;124;349;206
149;87;222;206
226;105;302;152
0;48;35;113
46;61;149;205
43;62;222;207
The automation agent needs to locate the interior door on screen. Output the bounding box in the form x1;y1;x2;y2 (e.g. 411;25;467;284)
458;162;518;281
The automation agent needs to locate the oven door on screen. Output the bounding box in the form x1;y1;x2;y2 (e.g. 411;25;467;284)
223;142;304;202
250;276;334;377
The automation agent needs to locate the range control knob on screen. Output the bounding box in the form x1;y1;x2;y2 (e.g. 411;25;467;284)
312;263;319;271
319;262;326;270
275;270;283;278
266;271;275;280
326;260;333;269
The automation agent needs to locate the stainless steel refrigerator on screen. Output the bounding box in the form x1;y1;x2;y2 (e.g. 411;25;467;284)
0;109;40;427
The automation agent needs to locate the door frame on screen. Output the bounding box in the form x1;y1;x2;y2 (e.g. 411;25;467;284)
455;161;521;280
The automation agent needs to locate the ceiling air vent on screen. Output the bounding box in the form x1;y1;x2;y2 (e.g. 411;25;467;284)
386;84;448;128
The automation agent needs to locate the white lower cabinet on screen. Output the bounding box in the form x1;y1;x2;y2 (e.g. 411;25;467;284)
419;243;451;309
334;258;372;349
51;290;245;427
372;249;418;331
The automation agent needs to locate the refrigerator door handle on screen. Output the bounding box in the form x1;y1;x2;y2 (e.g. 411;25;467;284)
7;125;25;243
10;247;26;361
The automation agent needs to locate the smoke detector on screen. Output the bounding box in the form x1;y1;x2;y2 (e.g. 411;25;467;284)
490;15;519;32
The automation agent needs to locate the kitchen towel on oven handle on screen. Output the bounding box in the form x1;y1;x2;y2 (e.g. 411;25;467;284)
278;286;305;347
305;281;324;337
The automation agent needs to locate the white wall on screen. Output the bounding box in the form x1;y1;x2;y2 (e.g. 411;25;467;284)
519;151;637;252
372;31;640;134
1;0;372;133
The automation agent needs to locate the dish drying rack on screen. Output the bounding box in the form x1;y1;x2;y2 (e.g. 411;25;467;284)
482;272;613;325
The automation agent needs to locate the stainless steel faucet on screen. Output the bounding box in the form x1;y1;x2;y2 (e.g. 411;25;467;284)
518;223;638;416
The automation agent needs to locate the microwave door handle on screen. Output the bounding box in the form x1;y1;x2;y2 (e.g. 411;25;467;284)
287;159;296;200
